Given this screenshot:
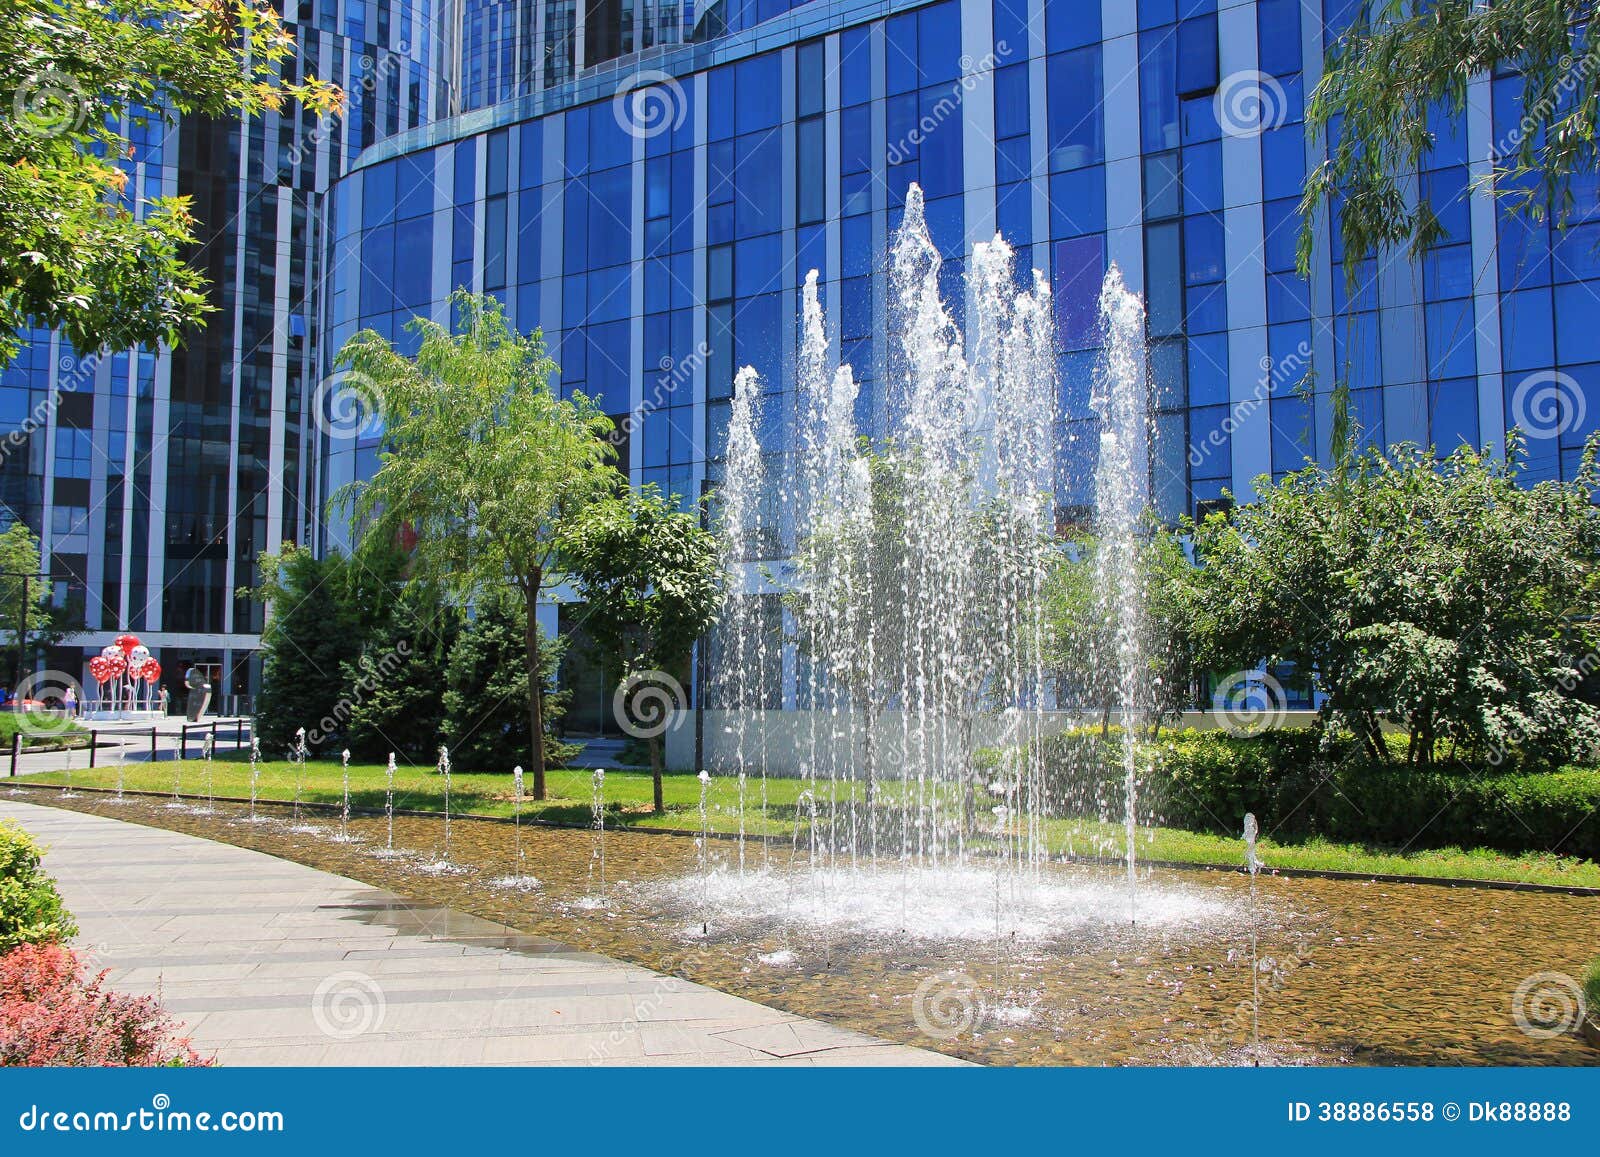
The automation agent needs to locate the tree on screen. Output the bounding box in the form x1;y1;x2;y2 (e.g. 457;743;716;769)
0;524;68;689
248;545;395;755
559;484;721;812
0;0;340;363
341;579;460;763
1300;1;1598;275
334;292;617;799
441;585;577;773
1188;434;1600;767
1041;525;1199;734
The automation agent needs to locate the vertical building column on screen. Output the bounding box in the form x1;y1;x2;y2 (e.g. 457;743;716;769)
1025;0;1049;278
1102;0;1143;292
1466;72;1506;457
629;106;646;480
1220;0;1271;499
266;188;294;560
961;0;997;271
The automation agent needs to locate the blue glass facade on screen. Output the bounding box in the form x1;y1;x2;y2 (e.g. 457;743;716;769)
326;0;1600;554
11;0;1600;701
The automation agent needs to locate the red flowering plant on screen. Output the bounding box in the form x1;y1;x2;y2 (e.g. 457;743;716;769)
0;942;210;1067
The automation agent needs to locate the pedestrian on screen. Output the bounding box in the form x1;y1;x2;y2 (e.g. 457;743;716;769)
159;685;170;715
62;685;78;716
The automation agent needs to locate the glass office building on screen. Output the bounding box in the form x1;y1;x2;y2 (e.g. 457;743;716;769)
1;1;442;703
322;0;1600;569
11;0;1600;704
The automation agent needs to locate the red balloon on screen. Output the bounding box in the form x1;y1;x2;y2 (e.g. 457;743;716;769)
115;633;141;655
141;660;161;684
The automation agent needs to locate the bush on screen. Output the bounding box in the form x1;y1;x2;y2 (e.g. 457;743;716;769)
0;943;207;1066
0;822;75;951
1028;727;1600;861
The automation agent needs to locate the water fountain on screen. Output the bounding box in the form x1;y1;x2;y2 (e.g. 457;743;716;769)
196;733;216;814
589;768;606;894
334;748;355;842
693;183;1169;941
418;745;461;874
247;736;261;822
370;753;404;859
291;727;308;827
491;764;539;890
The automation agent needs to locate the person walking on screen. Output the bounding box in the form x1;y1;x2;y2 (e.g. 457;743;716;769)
62;685;78;717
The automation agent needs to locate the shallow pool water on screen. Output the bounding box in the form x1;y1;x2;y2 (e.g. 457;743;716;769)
21;789;1598;1067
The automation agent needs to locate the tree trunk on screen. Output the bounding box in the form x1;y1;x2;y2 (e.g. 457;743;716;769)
523;579;548;800
649;733;665;813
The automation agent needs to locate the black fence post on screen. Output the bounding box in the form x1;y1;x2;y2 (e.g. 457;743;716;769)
9;732;18;776
88;730;97;769
179;726;188;761
150;727;158;764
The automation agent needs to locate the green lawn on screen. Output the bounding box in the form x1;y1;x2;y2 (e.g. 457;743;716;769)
0;710;88;748
24;757;1600;889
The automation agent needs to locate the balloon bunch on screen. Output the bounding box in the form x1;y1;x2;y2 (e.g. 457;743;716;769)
87;634;163;712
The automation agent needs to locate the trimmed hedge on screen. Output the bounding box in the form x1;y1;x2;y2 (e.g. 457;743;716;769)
1025;728;1600;862
0;821;76;952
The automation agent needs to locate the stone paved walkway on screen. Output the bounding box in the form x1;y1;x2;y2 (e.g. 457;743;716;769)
0;799;962;1066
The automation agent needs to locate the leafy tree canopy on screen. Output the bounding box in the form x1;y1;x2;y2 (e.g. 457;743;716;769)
1187;434;1600;767
1301;0;1599;276
0;0;341;363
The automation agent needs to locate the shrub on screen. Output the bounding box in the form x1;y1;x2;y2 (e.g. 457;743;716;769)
1028;727;1600;861
0;822;76;951
0;943;208;1067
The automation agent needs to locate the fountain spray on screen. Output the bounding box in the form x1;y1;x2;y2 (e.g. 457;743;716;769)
339;748;352;841
248;735;261;822
512;764;524;869
384;753;397;852
201;732;215;813
590;768;606;893
1245;811;1262;1062
437;744;452;862
292;727;307;823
